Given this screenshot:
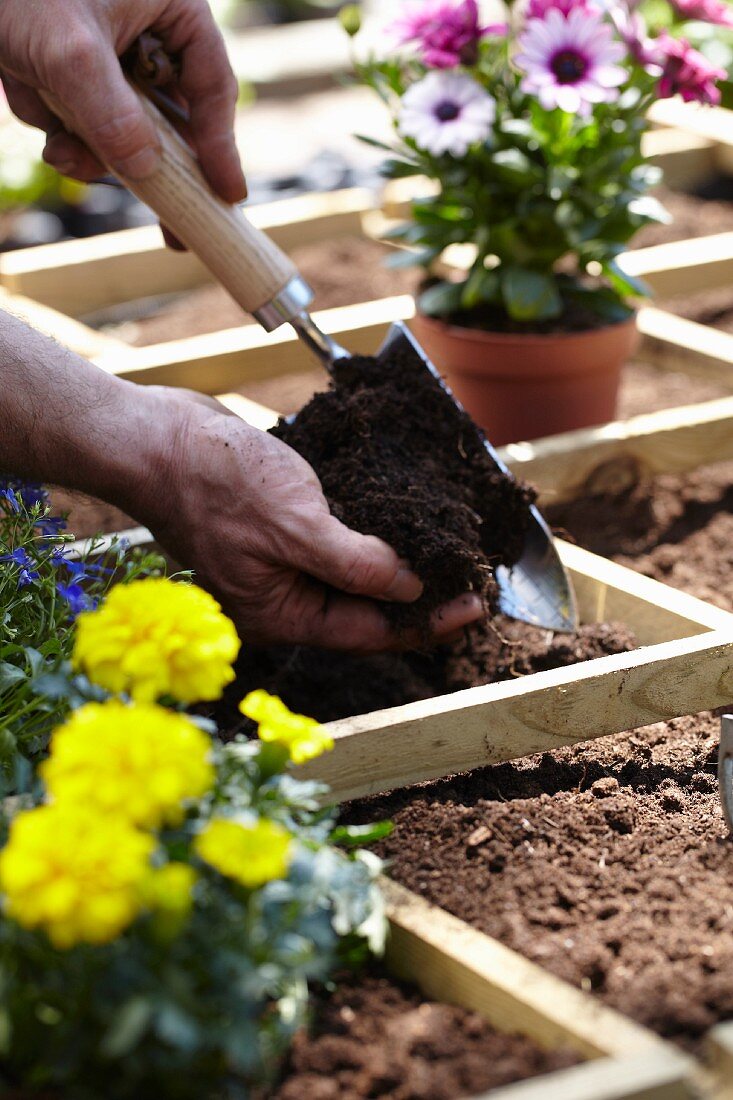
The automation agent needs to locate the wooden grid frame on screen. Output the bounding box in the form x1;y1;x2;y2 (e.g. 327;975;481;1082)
4;181;733;1099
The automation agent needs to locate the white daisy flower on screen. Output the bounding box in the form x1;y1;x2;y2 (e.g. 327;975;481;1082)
398;71;496;157
515;7;627;116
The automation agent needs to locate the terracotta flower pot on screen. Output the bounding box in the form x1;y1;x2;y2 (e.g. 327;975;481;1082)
409;311;639;447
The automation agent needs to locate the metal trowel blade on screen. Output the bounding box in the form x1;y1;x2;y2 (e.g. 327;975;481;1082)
377;321;579;633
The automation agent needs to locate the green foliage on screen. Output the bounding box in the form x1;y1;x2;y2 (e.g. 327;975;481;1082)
0;485;165;782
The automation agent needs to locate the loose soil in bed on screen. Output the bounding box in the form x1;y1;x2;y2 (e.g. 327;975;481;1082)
343;712;732;1054
268;966;579;1100
547;459;733;613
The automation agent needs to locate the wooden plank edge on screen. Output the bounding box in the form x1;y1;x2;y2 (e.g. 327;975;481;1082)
500;395;733;506
92;295;416;391
382;878;666;1061
478;1049;697;1100
300;627;733;802
559;539;733;638
621;231;733;297
638;308;733;384
706;1020;733;1098
0;188;376;316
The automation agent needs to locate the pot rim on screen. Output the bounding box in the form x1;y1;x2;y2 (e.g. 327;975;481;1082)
412;308;637;346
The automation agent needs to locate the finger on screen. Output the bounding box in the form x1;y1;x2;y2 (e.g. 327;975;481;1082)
43;130;105;181
168;12;247;202
290;512;424;604
44;32;160;180
2;73;59;132
245;588;484;652
428;593;484;637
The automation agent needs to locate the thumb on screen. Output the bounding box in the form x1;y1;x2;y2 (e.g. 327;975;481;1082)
47;35;160;181
294;513;424;604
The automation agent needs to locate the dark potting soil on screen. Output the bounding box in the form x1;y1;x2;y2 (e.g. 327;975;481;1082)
546;459;733;614
272;348;535;634
268;966;579;1100
343;712;733;1052
216;617;637;730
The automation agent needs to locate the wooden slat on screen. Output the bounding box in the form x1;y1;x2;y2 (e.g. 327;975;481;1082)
638;308;733;384
481;1051;696;1100
383;879;665;1060
562;541;733;642
621;232;733;297
500;395;733;506
648;100;733;174
302;628;733;803
0;188;374;316
0;287;120;358
706;1021;733;1098
92;295;416;392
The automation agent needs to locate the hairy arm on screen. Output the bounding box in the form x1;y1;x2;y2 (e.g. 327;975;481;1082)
0;313;482;649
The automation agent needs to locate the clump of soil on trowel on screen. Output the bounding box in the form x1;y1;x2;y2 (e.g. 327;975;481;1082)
272;348;535;632
209;347;638;733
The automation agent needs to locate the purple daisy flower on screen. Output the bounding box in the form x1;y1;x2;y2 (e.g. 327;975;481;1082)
608;6;660;69
516;7;627;115
399;70;496;156
655;32;725;103
525;0;597;20
390;1;506;69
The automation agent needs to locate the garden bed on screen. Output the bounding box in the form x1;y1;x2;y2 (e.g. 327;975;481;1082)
268;964;580;1100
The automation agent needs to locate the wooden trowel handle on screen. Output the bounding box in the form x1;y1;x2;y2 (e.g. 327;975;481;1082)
43;85;308;327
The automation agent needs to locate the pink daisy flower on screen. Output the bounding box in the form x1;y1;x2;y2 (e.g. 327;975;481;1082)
525;0;597;20
516;7;627;116
670;0;733;26
608;5;660;68
390;0;507;69
655;32;725;104
398;70;496;156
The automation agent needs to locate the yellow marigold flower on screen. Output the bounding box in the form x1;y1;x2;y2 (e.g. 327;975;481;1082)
40;700;215;830
73;578;240;704
0;804;153;949
194;817;293;889
139;863;197;918
239;690;333;765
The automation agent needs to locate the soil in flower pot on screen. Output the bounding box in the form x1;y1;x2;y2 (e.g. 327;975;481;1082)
267;966;579;1100
343;709;731;1054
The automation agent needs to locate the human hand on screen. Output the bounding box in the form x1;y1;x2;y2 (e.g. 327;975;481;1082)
138;391;484;651
0;0;245;203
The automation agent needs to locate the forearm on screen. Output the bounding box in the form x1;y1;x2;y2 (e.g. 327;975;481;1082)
0;309;170;517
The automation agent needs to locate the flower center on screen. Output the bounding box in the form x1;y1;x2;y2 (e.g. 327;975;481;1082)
550;48;588;84
434;99;461;122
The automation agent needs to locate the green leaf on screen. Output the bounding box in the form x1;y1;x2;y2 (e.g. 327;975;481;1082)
385;246;441;270
491;148;539;185
417;281;464;317
501;268;562;322
331;821;394;847
0;662;26;692
602;260;650;299
100;998;153;1059
460;266;500;310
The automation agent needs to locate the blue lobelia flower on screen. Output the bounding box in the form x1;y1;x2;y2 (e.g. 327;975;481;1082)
0;548;40;588
56;581;98;619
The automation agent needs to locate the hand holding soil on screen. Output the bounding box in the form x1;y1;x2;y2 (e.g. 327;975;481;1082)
141;392;485;650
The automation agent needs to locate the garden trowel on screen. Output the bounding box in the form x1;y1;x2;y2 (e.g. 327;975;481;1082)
53;60;578;632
